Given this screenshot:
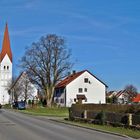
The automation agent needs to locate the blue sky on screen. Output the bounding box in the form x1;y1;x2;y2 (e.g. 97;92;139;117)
0;0;140;91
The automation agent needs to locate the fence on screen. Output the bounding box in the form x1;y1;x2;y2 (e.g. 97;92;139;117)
69;104;140;128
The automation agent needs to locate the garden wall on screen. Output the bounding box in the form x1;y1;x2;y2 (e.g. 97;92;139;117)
69;104;140;126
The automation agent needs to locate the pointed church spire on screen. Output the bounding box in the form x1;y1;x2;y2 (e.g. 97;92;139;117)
1;23;12;62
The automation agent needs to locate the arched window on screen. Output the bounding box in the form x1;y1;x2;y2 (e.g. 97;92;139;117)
4;66;6;70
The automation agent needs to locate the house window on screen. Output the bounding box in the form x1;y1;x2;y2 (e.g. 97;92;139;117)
55;89;61;97
55;98;59;103
4;66;6;70
60;98;64;103
7;66;9;70
84;88;87;92
78;88;83;93
84;78;88;83
60;88;64;93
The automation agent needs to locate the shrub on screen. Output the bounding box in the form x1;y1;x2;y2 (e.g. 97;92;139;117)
28;100;32;105
96;111;106;125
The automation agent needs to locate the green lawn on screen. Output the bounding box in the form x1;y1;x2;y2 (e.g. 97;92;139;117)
19;107;69;117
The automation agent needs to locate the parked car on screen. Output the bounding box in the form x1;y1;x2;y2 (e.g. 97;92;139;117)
18;101;26;110
0;104;2;109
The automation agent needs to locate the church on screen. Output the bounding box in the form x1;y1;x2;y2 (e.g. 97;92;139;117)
0;24;12;105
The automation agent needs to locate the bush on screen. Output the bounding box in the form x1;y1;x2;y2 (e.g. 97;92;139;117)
71;104;140;114
28;100;32;105
3;104;11;109
96;111;106;125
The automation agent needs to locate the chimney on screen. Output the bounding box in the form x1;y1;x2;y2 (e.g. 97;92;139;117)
73;70;76;74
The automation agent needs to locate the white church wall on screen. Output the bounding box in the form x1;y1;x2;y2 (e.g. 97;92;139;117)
0;54;12;104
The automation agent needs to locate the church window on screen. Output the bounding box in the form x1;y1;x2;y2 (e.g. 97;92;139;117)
7;66;9;70
4;66;6;70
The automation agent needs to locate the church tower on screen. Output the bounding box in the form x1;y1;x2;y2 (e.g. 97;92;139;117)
0;23;12;105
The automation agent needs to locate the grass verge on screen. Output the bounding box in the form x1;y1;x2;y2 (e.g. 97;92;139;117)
58;120;140;139
18;107;69;117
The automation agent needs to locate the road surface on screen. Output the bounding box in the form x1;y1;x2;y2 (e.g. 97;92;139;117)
0;109;134;140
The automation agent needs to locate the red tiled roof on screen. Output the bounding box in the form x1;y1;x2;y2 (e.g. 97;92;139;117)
55;70;108;88
55;70;85;88
1;23;12;62
132;94;140;102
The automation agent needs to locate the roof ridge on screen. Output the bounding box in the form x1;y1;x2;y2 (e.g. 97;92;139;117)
55;70;85;88
55;70;107;88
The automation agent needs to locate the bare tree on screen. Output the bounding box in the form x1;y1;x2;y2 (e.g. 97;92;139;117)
124;84;138;101
7;76;19;102
20;34;72;107
17;72;36;103
9;72;36;103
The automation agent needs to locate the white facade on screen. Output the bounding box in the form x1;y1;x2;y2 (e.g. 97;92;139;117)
117;91;129;104
0;24;12;105
10;72;38;104
0;54;12;104
54;70;107;107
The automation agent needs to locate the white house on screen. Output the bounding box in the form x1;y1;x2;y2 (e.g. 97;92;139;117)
0;24;12;105
115;90;130;104
9;72;38;104
106;91;117;98
54;70;108;107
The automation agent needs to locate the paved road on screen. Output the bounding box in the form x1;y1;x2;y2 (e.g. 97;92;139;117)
0;109;134;140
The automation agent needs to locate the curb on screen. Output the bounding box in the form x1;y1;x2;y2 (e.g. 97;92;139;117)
49;119;134;139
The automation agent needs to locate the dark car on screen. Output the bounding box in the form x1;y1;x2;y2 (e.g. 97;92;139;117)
18;101;26;110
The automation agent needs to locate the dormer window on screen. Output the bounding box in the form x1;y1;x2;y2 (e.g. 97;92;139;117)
84;78;88;83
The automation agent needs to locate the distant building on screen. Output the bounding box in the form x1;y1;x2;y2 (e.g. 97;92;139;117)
106;91;117;98
132;94;140;104
0;24;12;105
54;70;108;107
9;72;38;104
115;90;130;104
107;90;130;104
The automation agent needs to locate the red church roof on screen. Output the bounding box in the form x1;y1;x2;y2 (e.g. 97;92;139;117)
132;94;140;103
1;23;12;62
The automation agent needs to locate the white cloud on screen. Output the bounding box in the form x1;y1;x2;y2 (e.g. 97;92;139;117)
0;0;39;9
